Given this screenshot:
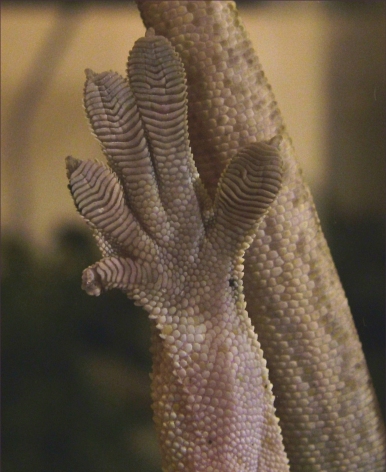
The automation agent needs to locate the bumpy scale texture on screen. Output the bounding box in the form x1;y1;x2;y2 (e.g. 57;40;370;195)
66;31;290;471
135;1;386;471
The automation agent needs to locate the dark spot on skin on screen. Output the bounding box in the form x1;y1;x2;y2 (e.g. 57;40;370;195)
212;53;221;65
192;17;201;27
213;22;221;33
187;3;196;13
208;439;213;445
295;232;307;255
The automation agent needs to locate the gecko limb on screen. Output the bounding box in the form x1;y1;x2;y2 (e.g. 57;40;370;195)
66;30;289;471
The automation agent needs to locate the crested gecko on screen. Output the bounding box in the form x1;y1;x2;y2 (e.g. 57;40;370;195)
66;1;386;470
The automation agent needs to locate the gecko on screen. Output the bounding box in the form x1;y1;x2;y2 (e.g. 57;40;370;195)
66;1;386;471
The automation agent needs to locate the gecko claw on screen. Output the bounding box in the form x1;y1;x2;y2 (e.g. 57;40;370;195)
81;267;103;296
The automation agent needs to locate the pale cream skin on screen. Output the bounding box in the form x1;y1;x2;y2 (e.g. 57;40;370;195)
67;1;385;471
67;31;288;471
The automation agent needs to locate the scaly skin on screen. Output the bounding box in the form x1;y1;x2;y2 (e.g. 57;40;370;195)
133;1;386;471
67;31;289;470
66;1;386;470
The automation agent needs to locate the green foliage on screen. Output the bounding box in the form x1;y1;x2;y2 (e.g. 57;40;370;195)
2;226;160;472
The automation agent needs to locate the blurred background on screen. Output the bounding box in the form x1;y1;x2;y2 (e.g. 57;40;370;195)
2;1;385;471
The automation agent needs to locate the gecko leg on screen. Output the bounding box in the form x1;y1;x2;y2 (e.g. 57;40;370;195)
66;30;289;472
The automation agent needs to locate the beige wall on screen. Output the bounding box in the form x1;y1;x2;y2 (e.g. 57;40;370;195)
1;2;382;250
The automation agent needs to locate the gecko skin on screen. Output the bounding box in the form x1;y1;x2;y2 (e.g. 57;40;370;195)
132;1;386;471
66;31;289;470
65;1;386;471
